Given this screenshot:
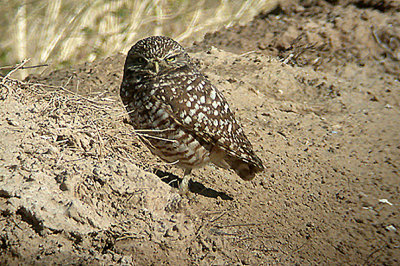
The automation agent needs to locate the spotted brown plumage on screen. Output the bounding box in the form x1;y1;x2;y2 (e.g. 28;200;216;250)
120;36;264;193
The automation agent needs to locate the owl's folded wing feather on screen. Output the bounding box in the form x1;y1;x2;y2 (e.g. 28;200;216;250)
154;71;264;173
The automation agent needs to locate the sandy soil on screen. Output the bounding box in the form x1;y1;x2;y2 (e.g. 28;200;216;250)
1;0;399;264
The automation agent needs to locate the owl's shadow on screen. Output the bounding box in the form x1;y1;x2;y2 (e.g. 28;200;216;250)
154;170;233;200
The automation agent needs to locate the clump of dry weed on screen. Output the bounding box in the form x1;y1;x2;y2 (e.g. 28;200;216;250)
1;71;163;173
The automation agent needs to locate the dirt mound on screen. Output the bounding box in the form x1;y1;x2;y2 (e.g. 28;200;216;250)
1;0;399;264
192;0;400;76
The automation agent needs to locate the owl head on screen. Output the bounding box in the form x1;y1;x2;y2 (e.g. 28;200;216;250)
123;36;191;82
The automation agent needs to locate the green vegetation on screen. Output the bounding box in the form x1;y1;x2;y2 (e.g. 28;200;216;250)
0;0;276;78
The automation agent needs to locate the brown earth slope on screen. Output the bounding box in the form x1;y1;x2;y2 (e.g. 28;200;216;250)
1;0;399;264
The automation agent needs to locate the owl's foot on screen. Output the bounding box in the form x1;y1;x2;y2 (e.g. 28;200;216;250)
179;169;192;195
179;175;190;195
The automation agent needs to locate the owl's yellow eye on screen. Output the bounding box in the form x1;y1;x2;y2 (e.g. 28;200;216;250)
165;55;176;62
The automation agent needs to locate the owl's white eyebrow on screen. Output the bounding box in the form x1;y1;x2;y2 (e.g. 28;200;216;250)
165;51;179;58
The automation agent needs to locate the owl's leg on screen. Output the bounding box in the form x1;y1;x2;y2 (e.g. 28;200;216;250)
179;169;192;195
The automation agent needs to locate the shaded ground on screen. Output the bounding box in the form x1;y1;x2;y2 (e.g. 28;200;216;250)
1;0;399;264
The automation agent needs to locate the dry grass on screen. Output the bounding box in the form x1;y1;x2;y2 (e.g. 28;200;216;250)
0;70;180;173
0;0;277;78
1;72;146;167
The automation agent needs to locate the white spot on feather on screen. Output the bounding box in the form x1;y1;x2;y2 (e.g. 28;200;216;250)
210;90;216;100
189;108;197;116
198;112;205;121
184;116;192;124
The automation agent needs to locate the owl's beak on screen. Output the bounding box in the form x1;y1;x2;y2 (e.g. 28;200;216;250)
154;61;160;74
148;60;160;74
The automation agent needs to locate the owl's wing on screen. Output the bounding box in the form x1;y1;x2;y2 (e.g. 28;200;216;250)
153;72;263;172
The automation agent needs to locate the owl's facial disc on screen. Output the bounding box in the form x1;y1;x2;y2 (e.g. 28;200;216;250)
124;36;190;80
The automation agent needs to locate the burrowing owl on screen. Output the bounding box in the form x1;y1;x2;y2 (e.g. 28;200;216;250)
120;36;263;193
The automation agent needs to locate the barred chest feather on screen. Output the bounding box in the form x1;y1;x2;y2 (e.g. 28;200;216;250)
121;77;212;169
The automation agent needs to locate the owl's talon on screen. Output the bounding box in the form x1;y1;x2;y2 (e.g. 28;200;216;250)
179;175;190;195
